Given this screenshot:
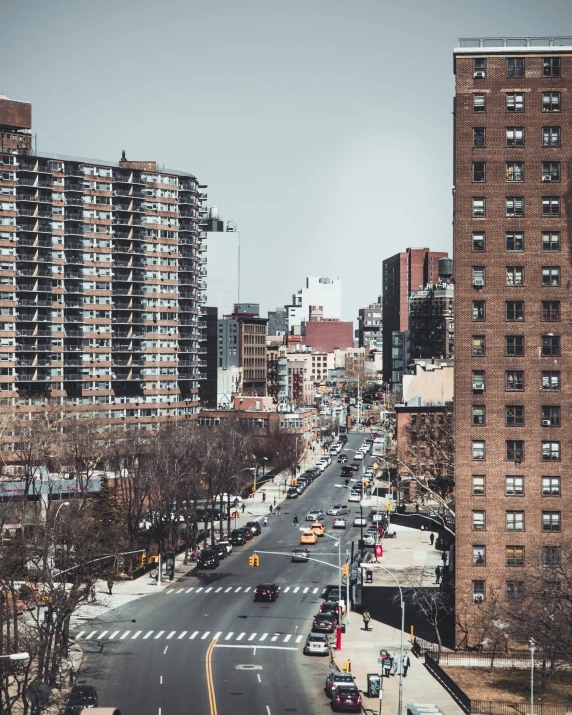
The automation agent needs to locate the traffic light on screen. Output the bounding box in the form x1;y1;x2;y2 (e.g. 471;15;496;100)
249;555;260;567
342;563;349;576
141;553;147;567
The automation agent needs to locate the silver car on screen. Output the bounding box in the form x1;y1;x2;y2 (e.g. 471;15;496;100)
327;505;350;516
303;632;330;656
325;672;356;698
306;509;325;521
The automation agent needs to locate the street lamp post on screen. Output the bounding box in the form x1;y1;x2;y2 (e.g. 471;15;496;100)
529;638;536;715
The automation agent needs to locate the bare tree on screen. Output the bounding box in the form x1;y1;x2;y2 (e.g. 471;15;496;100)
402;586;453;655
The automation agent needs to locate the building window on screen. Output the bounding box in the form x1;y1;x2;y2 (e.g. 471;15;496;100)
506;197;524;218
542;232;560;252
473;162;486;182
505;232;524;251
473;546;486;566
542;92;561;112
506;267;524;286
507;581;524;600
506;336;524;356
542;266;560;286
541;335;560;356
506;162;524;181
474;58;486;77
473;127;485;148
506;511;524;531
473;267;485;287
506;370;524;391
506;546;525;567
506;127;524;147
541;371;560;391
542;301;560;321
542;441;560;461
506;405;524;427
542;127;560;147
542;476;560;496
473;301;485;321
542;511;561;532
542;406;560;427
542;197;560;217
472;405;485;425
473;198;485;217
543;546;561;567
472;475;485;496
473;580;485;602
473;370;485;393
472;440;485;460
542;162;560;182
506;475;524;495
472;336;485;356
506;301;524;321
507;57;525;77
472;232;485;251
543;57;561;77
473;94;485;113
507;93;524;112
472;511;485;530
506;441;524;462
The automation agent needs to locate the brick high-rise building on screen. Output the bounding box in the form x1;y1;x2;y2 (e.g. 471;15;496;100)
382;248;448;388
0;94;205;425
453;38;572;624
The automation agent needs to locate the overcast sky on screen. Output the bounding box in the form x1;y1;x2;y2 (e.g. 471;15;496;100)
4;0;572;323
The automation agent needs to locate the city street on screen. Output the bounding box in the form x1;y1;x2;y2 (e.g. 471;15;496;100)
75;434;367;715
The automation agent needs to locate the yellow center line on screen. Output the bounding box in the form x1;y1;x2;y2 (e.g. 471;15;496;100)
206;638;219;715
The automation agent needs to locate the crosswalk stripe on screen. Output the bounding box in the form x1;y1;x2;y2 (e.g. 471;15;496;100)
176;589;184;594
293;587;300;593
205;587;213;593
196;587;203;593
190;631;199;639
186;587;194;593
98;630;108;639
248;633;257;641
237;633;245;641
224;587;232;593
178;631;187;639
85;631;97;640
244;587;252;592
283;634;292;642
109;631;120;640
295;635;303;643
132;631;142;639
271;635;278;642
120;631;131;640
201;631;211;640
283;587;291;593
76;631;85;640
166;590;174;595
166;631;176;640
143;631;154;639
260;633;268;641
234;587;242;593
313;588;319;594
215;587;223;593
303;587;309;594
154;631;165;639
225;632;234;641
214;632;222;639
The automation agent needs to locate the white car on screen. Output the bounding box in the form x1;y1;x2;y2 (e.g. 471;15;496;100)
321;456;332;466
327;505;350;516
218;540;233;555
348;492;361;503
363;532;377;546
353;516;367;527
332;518;347;529
353;453;363;461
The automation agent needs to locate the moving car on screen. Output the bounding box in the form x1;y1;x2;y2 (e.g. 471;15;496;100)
333;686;362;712
254;583;280;602
245;521;261;536
301;530;318;545
350;464;360;472
65;685;99;715
303;632;330;656
306;509;325;521
348;492;361;503
332;518;347;529
327;505;350;516
312;612;336;633
353;452;363;461
325;672;357;698
353;516;367;527
310;522;325;536
287;487;299;499
291;548;310;563
338;455;348;463
197;549;220;569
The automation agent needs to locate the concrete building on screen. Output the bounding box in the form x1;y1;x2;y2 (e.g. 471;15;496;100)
267;306;288;337
216;366;242;409
401;361;454;406
0;94;204;426
453;38;572;625
357;298;382;349
382;248;448;388
286;276;341;333
199;209;239;318
218;304;267;396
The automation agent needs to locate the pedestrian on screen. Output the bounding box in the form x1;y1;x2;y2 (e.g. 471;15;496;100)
273;496;276;506
241;502;245;513
262;492;266;502
269;504;273;513
276;506;281;516
383;657;392;679
107;578;113;595
435;566;442;584
92;586;98;603
430;532;435;546
391;652;398;676
441;551;448;565
362;610;371;632
415;503;419;514
403;652;411;677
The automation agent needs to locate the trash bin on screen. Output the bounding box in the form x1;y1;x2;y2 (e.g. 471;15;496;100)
366;571;373;583
367;673;381;698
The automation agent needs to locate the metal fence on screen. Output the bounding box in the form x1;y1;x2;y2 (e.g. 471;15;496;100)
424;652;471;714
472;701;572;715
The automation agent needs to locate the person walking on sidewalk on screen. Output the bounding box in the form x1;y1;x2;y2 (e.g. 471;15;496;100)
403;652;411;677
435;565;442;584
430;532;435;546
107;578;114;595
92;586;98;603
363;610;371;631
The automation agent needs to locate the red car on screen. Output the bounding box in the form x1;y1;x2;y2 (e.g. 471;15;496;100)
242;527;254;541
333;686;362;712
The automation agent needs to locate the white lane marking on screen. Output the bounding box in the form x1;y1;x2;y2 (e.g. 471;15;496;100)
293;587;300;593
283;634;292;642
215;587;223;593
201;631;211;640
259;633;268;641
214;632;222;639
236;633;245;641
163;646;168;655
258;673;261;683
266;706;271;715
283;587;290;593
176;588;184;594
165;590;174;595
271;635;278;642
76;631;85;640
160;675;163;684
143;631;154;639
109;631;120;640
248;633;257;641
120;631;131;640
85;631;97;640
313;587;319;594
155;631;165;639
303;587;309;594
98;630;108;639
178;631;187;639
295;635;303;643
234;587;242;593
186;587;194;593
166;631;176;640
190;631;199;639
214;644;299;651
224;587;232;593
205;587;213;593
196;587;204;593
244;587;252;592
225;632;234;641
132;631;142;639
159;709;161;715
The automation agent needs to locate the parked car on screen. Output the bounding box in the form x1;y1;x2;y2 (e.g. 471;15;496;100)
363;532;377;546
214;544;227;560
306;509;325;521
286;487;299;499
218;540;233;555
325;672;356;698
333;686;362;712
312;612;336;633
64;685;99;715
303;632;330;656
245;521;261;536
291;548;310;563
353;452;363;461
197;549;220;569
254;583;280;602
320;600;340;616
348;492;361;503
230;530;246;546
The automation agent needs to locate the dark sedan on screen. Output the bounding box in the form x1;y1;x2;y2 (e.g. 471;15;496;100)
230;530;246;546
197;549;219;569
312;612;336;633
64;685;98;714
254;583;280;602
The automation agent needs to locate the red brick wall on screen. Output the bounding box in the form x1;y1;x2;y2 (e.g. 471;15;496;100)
0;98;32;129
303;321;353;352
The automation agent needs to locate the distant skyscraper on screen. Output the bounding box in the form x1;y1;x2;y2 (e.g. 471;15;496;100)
200;210;239;317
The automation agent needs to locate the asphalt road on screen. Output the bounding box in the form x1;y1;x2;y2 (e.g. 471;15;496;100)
77;432;370;715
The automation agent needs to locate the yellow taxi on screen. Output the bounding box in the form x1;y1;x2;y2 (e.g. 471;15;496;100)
309;522;325;537
300;530;318;545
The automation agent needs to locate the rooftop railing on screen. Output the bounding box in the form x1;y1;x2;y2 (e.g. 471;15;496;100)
458;36;572;48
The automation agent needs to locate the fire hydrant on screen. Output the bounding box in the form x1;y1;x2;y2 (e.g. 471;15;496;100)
335;625;343;650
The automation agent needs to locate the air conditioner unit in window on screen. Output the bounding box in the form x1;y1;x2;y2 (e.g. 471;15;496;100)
473;278;484;287
542;175;552;182
542;419;551;426
473;383;484;391
474;71;485;79
473;594;484;603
